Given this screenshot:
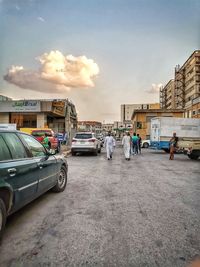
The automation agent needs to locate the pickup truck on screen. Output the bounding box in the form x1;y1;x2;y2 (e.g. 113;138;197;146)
177;139;200;160
31;129;59;152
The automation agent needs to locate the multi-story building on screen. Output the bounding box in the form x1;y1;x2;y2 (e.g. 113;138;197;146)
160;80;175;109
121;103;160;124
77;121;102;134
174;50;200;117
102;123;114;133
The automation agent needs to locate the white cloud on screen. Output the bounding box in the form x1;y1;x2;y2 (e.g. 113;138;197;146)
15;5;20;10
146;83;163;94
4;50;99;93
37;17;45;22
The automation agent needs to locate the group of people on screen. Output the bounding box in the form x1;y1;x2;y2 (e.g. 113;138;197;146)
104;131;142;160
122;132;142;160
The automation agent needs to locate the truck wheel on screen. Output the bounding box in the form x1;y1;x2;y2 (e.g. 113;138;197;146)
52;166;67;192
188;154;199;160
0;198;6;241
143;142;149;148
163;148;170;153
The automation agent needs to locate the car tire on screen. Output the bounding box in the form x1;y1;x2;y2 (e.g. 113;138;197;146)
188;154;199;160
52;166;67;192
71;151;76;156
143;142;149;148
163;148;170;153
0;198;6;241
94;148;98;156
98;147;101;153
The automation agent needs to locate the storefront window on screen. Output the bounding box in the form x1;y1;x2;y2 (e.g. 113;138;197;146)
10;113;37;129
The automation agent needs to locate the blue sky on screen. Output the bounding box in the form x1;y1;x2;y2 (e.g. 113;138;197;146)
0;0;200;122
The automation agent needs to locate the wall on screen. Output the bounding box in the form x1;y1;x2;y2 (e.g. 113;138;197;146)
0;113;9;123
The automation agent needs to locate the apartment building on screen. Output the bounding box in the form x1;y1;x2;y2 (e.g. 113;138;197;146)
121;103;160;124
174;50;200;118
160;80;175;109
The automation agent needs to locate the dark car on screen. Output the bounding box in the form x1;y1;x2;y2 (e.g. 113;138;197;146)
0;130;68;240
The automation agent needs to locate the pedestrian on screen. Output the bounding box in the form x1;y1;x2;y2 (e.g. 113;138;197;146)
42;133;50;149
105;131;116;160
137;134;142;154
169;132;179;160
132;132;139;155
122;132;131;160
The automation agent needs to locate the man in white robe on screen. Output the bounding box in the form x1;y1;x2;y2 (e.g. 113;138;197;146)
104;132;116;160
122;132;131;160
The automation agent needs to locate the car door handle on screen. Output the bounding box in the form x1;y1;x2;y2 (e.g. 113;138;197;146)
7;168;17;177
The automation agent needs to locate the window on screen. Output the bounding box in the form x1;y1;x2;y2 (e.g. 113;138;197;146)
1;133;27;159
75;133;92;139
20;134;46;157
0;135;12;161
137;122;142;129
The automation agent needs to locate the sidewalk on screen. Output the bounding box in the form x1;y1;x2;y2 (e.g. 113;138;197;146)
60;144;71;157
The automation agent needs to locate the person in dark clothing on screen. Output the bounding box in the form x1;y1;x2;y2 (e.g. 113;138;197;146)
137;134;142;154
132;132;139;155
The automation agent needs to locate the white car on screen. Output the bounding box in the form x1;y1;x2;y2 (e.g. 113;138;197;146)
71;132;101;156
141;139;150;148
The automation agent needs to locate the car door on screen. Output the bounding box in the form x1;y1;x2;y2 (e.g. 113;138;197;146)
0;133;39;212
19;133;59;194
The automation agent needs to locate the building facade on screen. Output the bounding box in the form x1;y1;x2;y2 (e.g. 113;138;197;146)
0;96;77;142
121;103;160;124
160;80;175;109
161;51;200;118
102;123;114;133
131;109;184;140
77;121;102;134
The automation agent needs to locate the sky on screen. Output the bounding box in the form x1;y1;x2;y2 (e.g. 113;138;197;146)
0;0;200;122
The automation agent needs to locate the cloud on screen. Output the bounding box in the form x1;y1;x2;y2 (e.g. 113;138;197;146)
146;83;163;94
4;50;99;93
15;5;20;10
37;16;45;22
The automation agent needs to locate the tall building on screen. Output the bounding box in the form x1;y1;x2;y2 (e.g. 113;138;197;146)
160;80;175;109
174;50;200;117
121;103;160;124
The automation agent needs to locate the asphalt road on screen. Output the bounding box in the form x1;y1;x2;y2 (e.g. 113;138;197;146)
0;145;200;267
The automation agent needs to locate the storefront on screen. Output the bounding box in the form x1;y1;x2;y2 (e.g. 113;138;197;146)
0;98;78;142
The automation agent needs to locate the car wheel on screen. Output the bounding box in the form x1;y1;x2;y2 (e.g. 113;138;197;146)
143;142;149;148
0;198;6;241
94;148;98;156
98;147;101;153
188;154;199;160
52;166;67;192
163;148;170;153
71;151;76;156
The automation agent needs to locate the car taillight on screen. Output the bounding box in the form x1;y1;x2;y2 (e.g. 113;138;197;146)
89;139;95;142
72;139;77;143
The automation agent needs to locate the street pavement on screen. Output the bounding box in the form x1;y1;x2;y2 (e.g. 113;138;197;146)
0;144;200;267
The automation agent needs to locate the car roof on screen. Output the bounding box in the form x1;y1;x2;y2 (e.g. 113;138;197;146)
75;132;94;134
0;130;20;133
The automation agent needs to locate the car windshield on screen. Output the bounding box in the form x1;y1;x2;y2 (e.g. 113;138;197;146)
75;134;92;139
32;131;52;137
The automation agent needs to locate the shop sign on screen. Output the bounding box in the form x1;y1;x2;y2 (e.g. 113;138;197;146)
52;101;66;116
0;100;41;112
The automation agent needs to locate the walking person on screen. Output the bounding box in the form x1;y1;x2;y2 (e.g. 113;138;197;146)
122;132;131;160
105;132;116;160
42;133;50;149
169;132;179;160
137;134;142;154
132;132;139;155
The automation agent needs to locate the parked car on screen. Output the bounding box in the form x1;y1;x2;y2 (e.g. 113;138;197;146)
71;132;101;156
31;129;59;152
96;134;104;147
0;130;68;240
141;139;150;148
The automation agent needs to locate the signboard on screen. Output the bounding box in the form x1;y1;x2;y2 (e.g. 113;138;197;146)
0;100;41;112
52;101;66;116
0;124;16;130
